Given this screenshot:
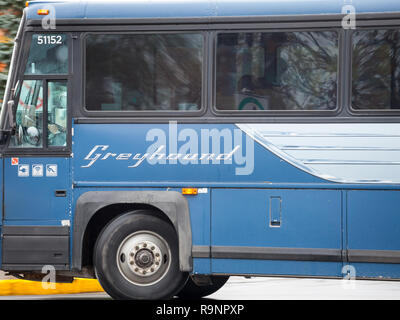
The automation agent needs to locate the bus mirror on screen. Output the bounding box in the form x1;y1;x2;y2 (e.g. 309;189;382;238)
7;100;16;132
17;125;23;145
11;80;20;99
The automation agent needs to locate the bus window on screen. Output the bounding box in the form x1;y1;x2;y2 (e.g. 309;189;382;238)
215;31;338;111
352;29;400;110
24;34;68;75
85;33;203;112
9;80;43;148
48;81;67;147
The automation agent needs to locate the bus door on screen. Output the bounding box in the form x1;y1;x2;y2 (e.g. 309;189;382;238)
1;33;72;269
4;79;71;218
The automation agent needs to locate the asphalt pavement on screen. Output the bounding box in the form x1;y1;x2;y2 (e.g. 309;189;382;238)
0;276;399;300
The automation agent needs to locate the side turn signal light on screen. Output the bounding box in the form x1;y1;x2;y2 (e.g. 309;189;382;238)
182;188;198;195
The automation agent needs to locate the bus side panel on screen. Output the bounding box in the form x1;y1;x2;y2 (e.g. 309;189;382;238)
211;189;343;277
347;190;400;279
72;123;325;185
184;190;211;274
3;157;71;223
1;157;71;270
211;260;342;277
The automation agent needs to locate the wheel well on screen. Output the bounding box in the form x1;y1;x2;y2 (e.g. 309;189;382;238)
81;203;174;268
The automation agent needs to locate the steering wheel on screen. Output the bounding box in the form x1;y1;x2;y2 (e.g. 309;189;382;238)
17;125;41;146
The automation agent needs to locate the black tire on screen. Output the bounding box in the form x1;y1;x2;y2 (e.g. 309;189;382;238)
177;276;229;299
93;211;188;300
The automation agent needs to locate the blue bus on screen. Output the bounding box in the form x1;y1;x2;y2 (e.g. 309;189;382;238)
1;0;400;299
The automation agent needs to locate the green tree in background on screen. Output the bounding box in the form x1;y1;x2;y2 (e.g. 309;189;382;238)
0;0;24;102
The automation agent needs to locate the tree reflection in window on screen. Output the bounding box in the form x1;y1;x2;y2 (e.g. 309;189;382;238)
85;33;203;112
352;29;400;110
216;31;338;111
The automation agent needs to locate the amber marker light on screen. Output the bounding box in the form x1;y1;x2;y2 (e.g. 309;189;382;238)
37;9;49;15
25;1;29;7
182;188;198;195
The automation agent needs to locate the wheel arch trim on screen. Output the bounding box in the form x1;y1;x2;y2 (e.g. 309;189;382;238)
72;191;192;272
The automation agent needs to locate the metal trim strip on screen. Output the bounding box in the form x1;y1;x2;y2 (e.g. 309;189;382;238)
192;246;400;264
2;226;70;236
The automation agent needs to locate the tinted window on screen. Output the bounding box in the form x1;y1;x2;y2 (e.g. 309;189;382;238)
216;31;338;111
85;33;203;112
10;80;43;148
352;29;400;110
48;81;67;147
25;34;68;75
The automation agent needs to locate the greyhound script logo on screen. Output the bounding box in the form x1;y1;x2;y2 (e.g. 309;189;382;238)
81;123;254;176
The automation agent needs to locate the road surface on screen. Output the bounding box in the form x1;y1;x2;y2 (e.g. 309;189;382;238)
0;276;399;300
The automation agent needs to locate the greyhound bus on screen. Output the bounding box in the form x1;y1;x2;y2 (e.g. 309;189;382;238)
1;0;400;299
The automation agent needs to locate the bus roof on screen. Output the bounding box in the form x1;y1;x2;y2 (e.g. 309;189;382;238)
25;0;400;21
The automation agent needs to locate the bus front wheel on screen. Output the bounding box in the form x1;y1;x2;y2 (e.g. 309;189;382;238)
93;211;188;300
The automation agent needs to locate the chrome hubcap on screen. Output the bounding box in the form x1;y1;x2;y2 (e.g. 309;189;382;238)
117;231;171;286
